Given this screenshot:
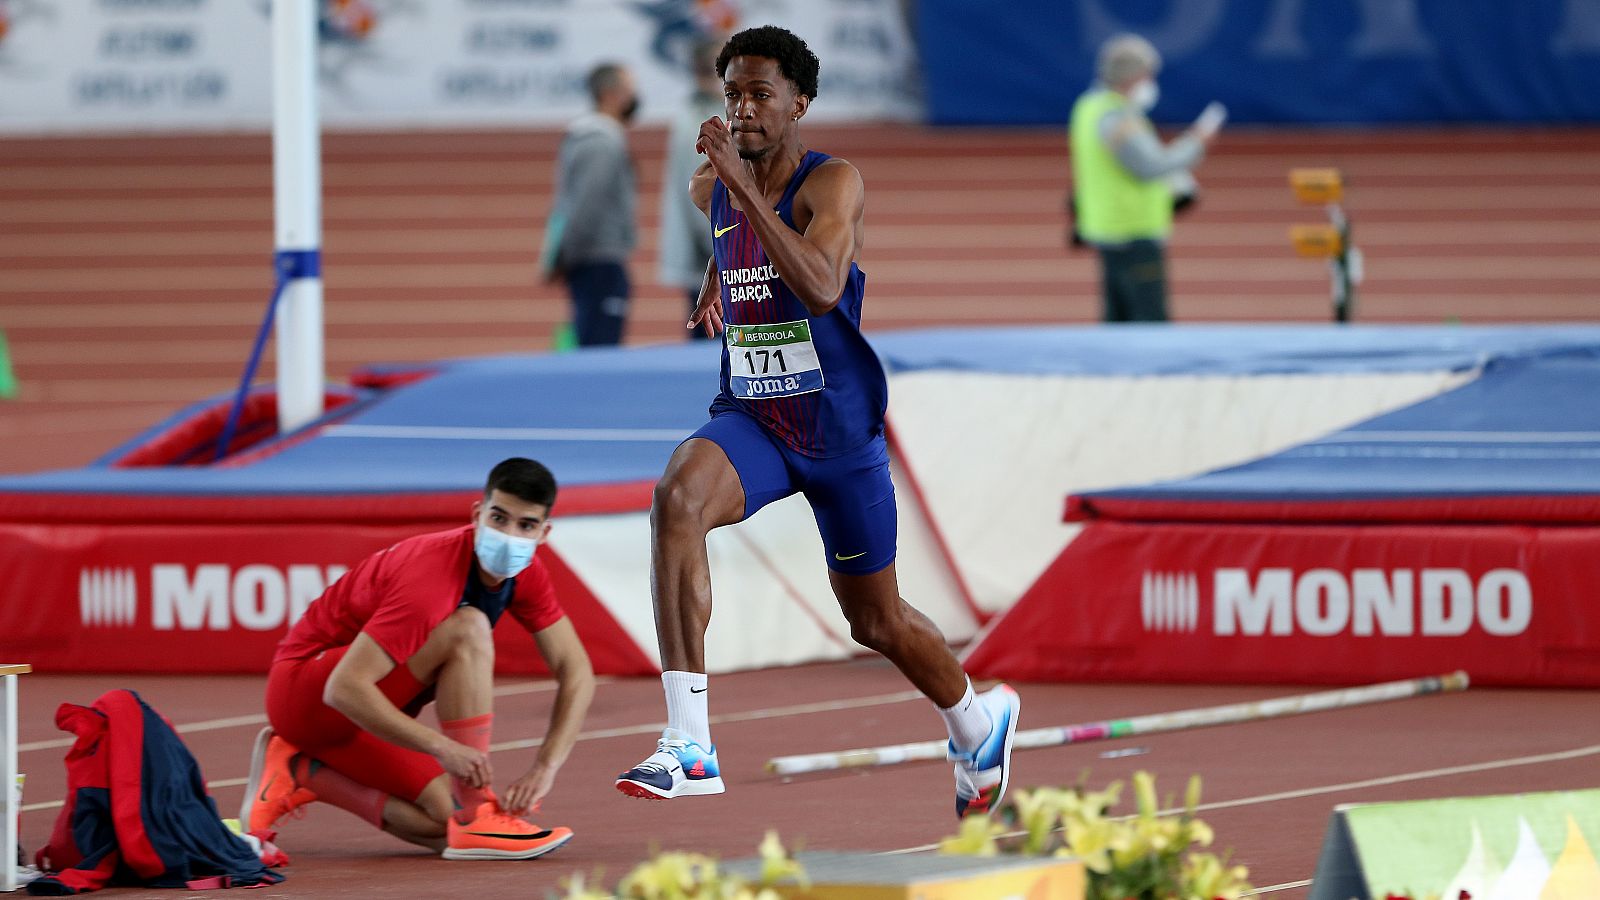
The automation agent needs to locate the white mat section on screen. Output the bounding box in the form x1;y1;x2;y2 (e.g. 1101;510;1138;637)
891;452;979;643
888;369;1477;616
546;466;975;674
544;514;663;667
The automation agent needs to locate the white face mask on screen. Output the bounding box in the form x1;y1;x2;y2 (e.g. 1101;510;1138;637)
1129;79;1160;112
474;524;538;580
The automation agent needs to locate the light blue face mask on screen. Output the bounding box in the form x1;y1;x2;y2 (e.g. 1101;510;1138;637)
474;524;538;580
1130;79;1160;112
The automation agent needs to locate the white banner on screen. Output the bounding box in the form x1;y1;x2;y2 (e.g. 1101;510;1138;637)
0;0;922;133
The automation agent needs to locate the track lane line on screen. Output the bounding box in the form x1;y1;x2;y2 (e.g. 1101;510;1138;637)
488;690;925;752
17;688;926;813
881;742;1600;857
16;678;610;754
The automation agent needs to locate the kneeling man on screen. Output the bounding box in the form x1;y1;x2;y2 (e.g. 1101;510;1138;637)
243;457;595;860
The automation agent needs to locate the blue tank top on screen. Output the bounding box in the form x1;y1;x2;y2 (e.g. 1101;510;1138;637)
709;150;887;457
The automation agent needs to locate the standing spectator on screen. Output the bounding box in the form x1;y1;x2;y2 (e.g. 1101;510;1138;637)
543;63;640;346
658;39;725;341
1069;34;1224;322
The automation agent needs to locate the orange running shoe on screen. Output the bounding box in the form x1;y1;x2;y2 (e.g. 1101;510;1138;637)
442;802;573;861
239;727;317;833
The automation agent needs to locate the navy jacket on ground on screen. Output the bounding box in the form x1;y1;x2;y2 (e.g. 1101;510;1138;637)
30;689;283;895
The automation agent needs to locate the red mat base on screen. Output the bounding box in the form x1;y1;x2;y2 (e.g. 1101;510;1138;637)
0;494;658;675
966;519;1600;688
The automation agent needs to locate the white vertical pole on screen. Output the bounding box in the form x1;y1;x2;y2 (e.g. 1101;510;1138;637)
2;673;17;892
273;0;325;433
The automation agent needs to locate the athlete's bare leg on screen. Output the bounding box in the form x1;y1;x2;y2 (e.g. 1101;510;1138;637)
359;608;495;849
407;606;495;721
829;564;967;708
650;438;747;671
380;779;453;850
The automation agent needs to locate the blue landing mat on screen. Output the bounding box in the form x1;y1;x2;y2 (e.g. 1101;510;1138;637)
5;325;1599;499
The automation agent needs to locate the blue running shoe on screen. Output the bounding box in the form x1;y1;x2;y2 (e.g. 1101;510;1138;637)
949;684;1020;818
615;729;725;800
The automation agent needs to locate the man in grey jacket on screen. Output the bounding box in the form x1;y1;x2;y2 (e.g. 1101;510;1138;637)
658;39;723;341
543;63;639;346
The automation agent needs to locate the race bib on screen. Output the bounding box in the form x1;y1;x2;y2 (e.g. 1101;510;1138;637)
726;320;824;399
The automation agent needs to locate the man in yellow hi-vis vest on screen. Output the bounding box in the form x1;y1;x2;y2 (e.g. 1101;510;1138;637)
1070;34;1225;322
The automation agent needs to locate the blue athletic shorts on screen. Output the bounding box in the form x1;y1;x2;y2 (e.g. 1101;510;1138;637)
689;410;896;576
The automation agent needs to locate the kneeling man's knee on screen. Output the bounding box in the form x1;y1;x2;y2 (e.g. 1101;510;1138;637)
439;607;494;655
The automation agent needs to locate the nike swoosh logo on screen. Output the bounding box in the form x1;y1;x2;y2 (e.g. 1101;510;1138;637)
834;551;868;561
258;775;276;803
689;686;708;693
464;829;555;841
714;223;739;238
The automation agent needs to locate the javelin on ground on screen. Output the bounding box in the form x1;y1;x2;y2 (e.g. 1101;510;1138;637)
766;670;1469;776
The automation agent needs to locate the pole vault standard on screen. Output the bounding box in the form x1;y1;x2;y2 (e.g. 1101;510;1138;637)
767;671;1469;776
272;0;324;433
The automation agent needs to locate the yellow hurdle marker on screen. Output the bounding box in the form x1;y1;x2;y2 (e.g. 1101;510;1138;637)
1286;167;1357;321
2;663;32;893
767;671;1469;777
1290;167;1344;204
1290;224;1346;258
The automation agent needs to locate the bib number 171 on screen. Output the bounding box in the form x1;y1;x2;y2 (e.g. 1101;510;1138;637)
742;347;787;376
726;320;824;399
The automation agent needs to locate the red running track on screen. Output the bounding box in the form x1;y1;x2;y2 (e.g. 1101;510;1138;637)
11;662;1599;898
4;125;1600;475
4;124;1599;897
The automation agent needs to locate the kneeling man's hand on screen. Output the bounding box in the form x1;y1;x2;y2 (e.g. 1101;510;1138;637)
437;739;492;789
503;761;557;814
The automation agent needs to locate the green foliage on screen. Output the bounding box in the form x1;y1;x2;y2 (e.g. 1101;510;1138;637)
939;772;1253;900
552;831;805;900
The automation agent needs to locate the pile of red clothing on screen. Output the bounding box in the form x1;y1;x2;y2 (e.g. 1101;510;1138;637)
29;690;285;895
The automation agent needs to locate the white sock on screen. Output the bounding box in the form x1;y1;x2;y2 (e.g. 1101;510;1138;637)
662;670;712;749
938;679;992;755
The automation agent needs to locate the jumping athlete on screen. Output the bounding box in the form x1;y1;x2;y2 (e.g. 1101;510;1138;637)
243;458;595;859
614;26;1020;818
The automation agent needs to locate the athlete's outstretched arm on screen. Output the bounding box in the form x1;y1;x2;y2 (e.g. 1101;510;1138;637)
502;617;594;813
688;257;723;336
697;117;863;316
689;160;716;220
686;161;724;335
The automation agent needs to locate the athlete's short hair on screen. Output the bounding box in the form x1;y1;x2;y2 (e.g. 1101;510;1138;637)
691;36;722;79
485;457;558;510
716;25;819;99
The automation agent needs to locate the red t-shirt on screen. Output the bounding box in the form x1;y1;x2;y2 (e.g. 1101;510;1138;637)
273;525;565;666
